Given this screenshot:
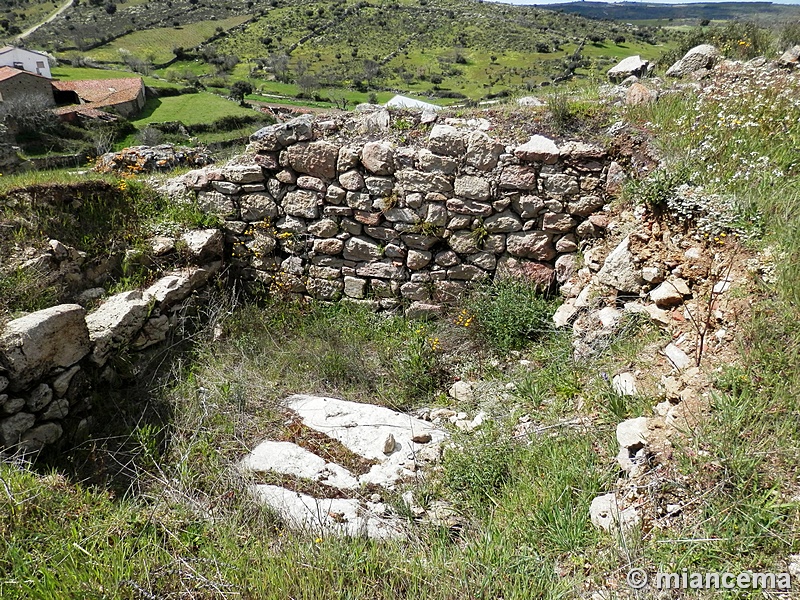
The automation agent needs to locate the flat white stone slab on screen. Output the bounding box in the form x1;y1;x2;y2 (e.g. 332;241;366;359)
283;394;447;487
241;440;359;490
253;484;405;540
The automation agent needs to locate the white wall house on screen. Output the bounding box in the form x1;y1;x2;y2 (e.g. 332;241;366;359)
0;46;51;79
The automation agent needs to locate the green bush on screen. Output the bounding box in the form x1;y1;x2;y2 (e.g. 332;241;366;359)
467;280;555;353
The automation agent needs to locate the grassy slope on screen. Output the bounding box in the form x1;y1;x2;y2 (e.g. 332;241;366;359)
214;0;676;100
619;65;800;580
85;15;253;64
131;92;259;127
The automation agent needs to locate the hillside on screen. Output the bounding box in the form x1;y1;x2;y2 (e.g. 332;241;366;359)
8;0;675;102
547;1;800;26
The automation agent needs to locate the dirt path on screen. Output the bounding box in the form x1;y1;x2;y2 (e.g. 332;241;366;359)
16;0;74;41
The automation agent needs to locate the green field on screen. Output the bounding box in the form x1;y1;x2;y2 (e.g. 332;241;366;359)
132;92;259;127
85;15;253;64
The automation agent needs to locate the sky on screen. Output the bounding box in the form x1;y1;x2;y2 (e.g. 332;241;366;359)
489;0;800;5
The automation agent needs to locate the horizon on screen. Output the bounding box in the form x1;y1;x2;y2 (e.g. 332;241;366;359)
492;0;800;5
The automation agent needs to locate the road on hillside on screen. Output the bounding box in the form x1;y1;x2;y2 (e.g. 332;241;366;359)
16;0;74;41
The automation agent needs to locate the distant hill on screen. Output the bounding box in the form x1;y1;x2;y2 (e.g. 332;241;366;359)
539;2;800;25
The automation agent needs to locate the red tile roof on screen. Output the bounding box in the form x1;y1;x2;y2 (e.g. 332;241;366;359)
52;105;117;119
52;77;144;108
0;65;47;82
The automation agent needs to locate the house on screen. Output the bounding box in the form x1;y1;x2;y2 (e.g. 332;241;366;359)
51;77;146;118
0;66;55;108
0;46;51;79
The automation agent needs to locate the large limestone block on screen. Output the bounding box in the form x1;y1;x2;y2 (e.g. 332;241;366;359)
666;44;720;78
86;291;153;365
0;305;90;391
248;115;314;152
465;130;503;171
514;135;559;164
596;236;643;294
361;141;395;175
428;125;465;157
505;232;556;260
285;141;339;179
607;55;649;82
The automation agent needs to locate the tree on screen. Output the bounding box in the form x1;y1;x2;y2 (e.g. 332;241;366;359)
268;52;289;82
363;59;380;84
297;74;319;97
230;80;253;105
327;89;350;110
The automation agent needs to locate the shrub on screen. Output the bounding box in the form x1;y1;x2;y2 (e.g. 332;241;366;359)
780;21;800;48
467;280;555;353
136;126;164;146
546;89;575;132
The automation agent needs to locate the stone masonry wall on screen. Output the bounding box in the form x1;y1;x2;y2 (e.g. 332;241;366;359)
0;112;625;453
181;114;620;316
0;231;224;453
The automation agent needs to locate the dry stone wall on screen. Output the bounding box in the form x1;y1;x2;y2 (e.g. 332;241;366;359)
0;234;224;453
0;112;624;453
181;114;618;316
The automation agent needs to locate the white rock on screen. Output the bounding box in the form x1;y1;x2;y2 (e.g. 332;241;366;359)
649;280;686;307
553;299;578;328
663;343;693;370
596;237;643;294
617;417;648;449
590;493;640;533
607;55;649;82
598;307;621;329
252;484;404;539
641;266;663;283
788;554;800;579
666;44;720;78
85;291;152;366
242;440;359;490
283;395;447;488
181;229;223;262
0;305;90;390
449;380;474;402
514;135;559;164
612;373;638;397
713;279;732;294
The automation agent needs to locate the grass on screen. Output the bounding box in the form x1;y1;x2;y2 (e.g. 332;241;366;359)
85;16;252;64
130;92;258;127
0;284;622;599
0;176;220;319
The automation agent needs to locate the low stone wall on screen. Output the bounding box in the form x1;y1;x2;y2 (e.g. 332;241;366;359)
0;112;628;453
179;114;621;315
0;230;223;453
